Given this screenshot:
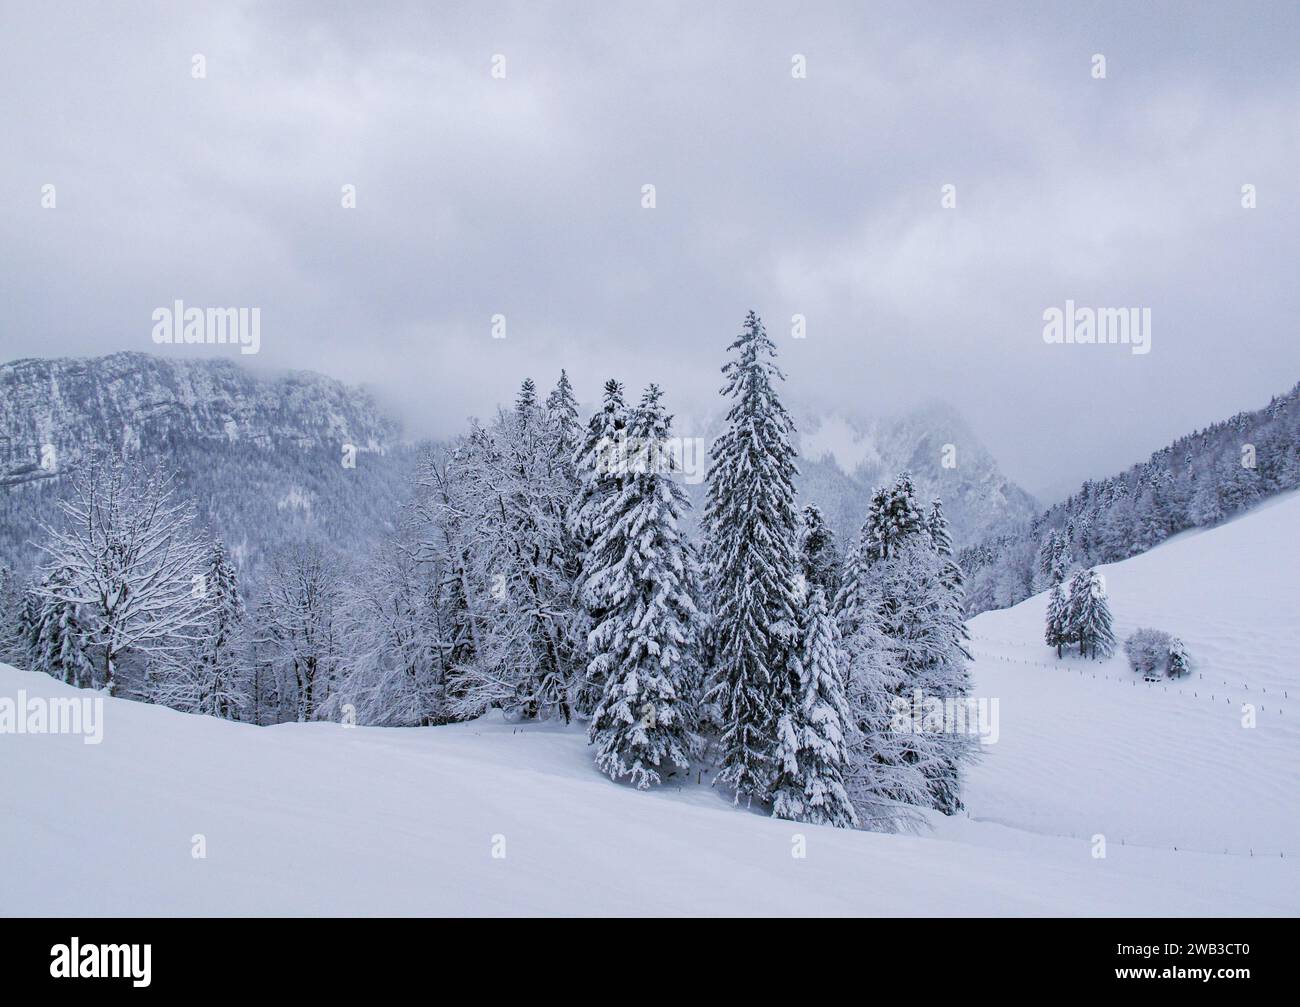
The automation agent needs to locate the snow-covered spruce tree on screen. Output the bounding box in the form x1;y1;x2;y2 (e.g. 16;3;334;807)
0;565;30;667
36;454;210;697
928;499;956;565
1035;527;1072;590
570;379;630;706
1133;472;1175;552
516;377;538;415
772;587;858;827
142;539;247;717
834;527;932;831
546;369;581;469
864;472;929;564
928;497;970;653
28;566;96;687
174;539;249;719
542;370;587;711
1166;636;1191;678
798;503;842;602
14;586;41;669
703;311;803;806
1066;567;1116;660
1187;472;1224;527
585;385;700;788
1044;583;1069;658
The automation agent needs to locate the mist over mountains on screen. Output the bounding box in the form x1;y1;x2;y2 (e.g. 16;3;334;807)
0;352;1041;583
791;403;1038;549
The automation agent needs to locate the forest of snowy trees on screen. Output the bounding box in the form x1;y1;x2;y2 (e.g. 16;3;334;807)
0;312;976;829
961;380;1300;615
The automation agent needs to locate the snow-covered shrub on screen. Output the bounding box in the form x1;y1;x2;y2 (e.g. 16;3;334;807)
1124;628;1191;680
1124;628;1170;680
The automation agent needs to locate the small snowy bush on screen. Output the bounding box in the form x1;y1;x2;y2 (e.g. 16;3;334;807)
1124;628;1190;679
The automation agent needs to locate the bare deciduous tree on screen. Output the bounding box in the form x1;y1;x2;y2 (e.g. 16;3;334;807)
37;454;209;695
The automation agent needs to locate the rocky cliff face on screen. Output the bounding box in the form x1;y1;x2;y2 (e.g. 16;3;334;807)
0;352;410;581
781;402;1037;549
0;352;397;486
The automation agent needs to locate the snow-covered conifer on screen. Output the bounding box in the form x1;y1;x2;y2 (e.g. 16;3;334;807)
570;379;630;716
194;541;247;718
1066;567;1116;660
545;369;581;466
798;503;841;602
515;377;538;418
771;587;857;827
1167;636;1191;678
1044;583;1069;658
586;385;699;788
29;566;96;687
703;311;802;805
864;472;929;564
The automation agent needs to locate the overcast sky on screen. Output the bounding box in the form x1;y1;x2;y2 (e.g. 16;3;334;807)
3;1;1298;500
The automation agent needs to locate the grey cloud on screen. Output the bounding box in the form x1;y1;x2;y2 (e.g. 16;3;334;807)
2;0;1297;499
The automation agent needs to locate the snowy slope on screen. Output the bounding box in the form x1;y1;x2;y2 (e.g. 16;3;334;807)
2;495;1298;916
960;489;1300;859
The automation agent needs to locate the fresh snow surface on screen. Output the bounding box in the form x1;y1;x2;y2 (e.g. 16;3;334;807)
3;494;1298;916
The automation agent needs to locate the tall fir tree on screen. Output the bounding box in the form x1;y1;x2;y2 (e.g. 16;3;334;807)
571;379;630;717
772;587;858;827
515;377;538;417
1036;527;1073;588
544;370;585;692
1066;567;1116;659
585;385;699;788
0;566;28;667
545;369;580;465
928;497;966;601
703;311;802;806
197;540;246;719
1044;582;1069;658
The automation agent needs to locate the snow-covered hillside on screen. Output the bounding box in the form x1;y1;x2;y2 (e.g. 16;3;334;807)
962;489;1300;859
3;494;1297;916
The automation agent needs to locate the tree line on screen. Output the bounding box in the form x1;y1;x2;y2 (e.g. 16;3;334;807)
0;312;973;830
961;380;1300;615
